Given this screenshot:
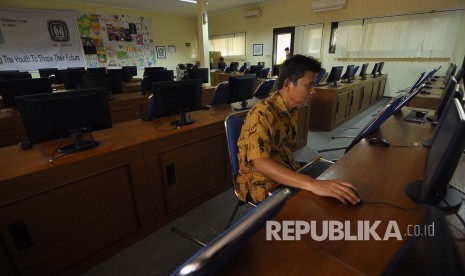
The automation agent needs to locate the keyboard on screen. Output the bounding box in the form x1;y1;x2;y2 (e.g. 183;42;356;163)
404;110;428;123
298;159;333;179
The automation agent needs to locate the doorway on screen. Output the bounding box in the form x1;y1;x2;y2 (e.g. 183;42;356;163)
272;27;295;66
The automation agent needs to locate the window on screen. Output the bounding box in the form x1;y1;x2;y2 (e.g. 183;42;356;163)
335;10;464;59
209;32;246;59
294;24;323;59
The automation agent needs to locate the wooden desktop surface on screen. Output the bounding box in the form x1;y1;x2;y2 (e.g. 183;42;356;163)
219;108;465;274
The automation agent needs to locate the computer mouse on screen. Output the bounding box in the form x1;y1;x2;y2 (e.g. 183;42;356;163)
369;137;390;147
415;111;427;118
420;90;431;95
431;78;437;81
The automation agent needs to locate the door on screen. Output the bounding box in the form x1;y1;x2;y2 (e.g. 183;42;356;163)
272;27;295;67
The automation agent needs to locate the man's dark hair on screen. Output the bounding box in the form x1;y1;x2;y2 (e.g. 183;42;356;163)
285;47;290;51
277;54;322;89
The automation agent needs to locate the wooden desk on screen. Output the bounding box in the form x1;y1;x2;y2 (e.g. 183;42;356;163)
409;87;442;110
219;108;465;274
0;99;311;275
310;75;387;131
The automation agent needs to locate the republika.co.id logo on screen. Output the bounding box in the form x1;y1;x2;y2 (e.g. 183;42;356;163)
47;20;70;42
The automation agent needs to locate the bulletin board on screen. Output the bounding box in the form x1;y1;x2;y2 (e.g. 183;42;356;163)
76;12;156;68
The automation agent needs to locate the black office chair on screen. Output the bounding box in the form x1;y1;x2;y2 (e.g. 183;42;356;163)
253;79;276;97
210;82;229;105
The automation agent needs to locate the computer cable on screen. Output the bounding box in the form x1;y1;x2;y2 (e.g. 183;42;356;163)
448;184;465;197
443;198;465;232
361;201;420;211
48;136;65;163
447;221;465;238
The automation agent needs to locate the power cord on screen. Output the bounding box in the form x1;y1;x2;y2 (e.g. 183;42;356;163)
48;136;65;163
448;184;465;197
443;198;465;234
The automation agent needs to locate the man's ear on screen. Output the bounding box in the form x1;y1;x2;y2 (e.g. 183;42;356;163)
283;78;293;88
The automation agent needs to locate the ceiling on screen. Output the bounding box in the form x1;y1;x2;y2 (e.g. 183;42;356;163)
63;0;276;17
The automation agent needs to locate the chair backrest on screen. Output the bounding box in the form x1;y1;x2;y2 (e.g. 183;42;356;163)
239;65;246;72
260;67;271;78
210;81;229;105
253;79;276;97
224;111;248;181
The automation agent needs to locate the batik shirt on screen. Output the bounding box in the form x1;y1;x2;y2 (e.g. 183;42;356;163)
236;92;301;202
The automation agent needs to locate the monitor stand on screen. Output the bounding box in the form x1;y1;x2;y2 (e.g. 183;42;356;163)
360;75;367;80
405;181;462;211
421;137;433;148
234;100;251;111
330;80;340;87
171;110;195;127
59;130;99;154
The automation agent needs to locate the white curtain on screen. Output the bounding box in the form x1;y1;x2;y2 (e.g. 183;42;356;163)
294;24;323;59
335;20;363;58
422;10;463;58
209;32;246;59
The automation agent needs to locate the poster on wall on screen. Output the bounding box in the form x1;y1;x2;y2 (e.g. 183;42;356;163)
0;7;86;71
76;12;156;68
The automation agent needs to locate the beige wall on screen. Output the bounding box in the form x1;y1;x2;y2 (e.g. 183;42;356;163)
1;0;198;75
209;0;465;96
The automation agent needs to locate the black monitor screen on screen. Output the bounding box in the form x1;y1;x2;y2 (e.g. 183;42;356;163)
272;65;280;76
107;68;133;83
0;72;32;81
432;77;458;121
341;65;355;82
371;63;380;77
86;67;107;75
15;88;112;153
359;63;369;79
377;62;385;75
147;70;174;88
188;68;209;83
0;78;52;107
61;69;86;89
454;68;464;84
123;66;138;76
443;63;457;84
144;67;165;76
345;96;403;153
351;65;359;79
314;69;327;85
144;79;202;126
406;98;465;209
217;62;226;70
83;74;123;93
39;68;63;84
227;74;255;110
230;62;239;72
67;67;85;70
325;66;343;86
249;65;263;79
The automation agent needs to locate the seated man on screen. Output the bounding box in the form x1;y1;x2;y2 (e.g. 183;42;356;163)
236;55;360;204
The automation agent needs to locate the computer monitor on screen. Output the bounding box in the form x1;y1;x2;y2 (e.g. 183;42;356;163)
61;68;86;89
345;96;404;153
188;68;209;84
0;78;53;108
143;67;165;76
371;63;380;78
217;62;226;70
38;68;63;85
123;65;138;77
147;70;174;90
272;65;281;76
426;77;458;124
377;61;385;76
86;67;107;75
454;68;464;84
341;65;355;83
107;68;132;83
350;65;360;80
143;79;202;126
0;72;32;81
443;63;456;84
67;67;85;71
393;71;427;113
249;65;263;79
83;73;123;94
0;70;20;73
405;98;465;210
314;68;327;86
229;62;239;72
15;88;112;154
227;74;256;111
359;63;369;80
325;66;343;87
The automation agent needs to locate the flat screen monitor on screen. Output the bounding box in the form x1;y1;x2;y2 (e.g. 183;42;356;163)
67;67;85;70
83;74;123;94
0;78;52;108
0;70;20;73
123;66;138;76
147;70;174;89
377;61;385;75
15;88;112;154
325;66;343;87
272;64;280;76
229;62;239;72
143;79;202;126
359;63;369;80
341;65;355;83
371;63;380;78
351;65;360;80
314;68;327;86
345;96;404;153
427;77;458;123
249;65;263;79
454;68;464;84
393;71;427;113
405;98;465;210
86;67;107;75
107;68;132;82
188;68;209;84
227;74;256;111
443;63;457;84
143;67;165;76
38;68;63;84
0;72;32;81
61;69;86;89
217;62;226;70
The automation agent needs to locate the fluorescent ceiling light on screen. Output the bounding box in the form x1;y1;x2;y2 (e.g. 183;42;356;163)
179;0;197;3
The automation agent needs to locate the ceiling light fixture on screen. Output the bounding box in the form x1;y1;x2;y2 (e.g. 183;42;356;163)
179;0;197;3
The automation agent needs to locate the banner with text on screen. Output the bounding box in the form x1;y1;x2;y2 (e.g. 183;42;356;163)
0;7;85;71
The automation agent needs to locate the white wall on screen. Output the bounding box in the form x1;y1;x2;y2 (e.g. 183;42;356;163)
209;0;465;96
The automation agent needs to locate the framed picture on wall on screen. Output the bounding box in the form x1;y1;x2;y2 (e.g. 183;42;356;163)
253;44;263;56
156;46;166;59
